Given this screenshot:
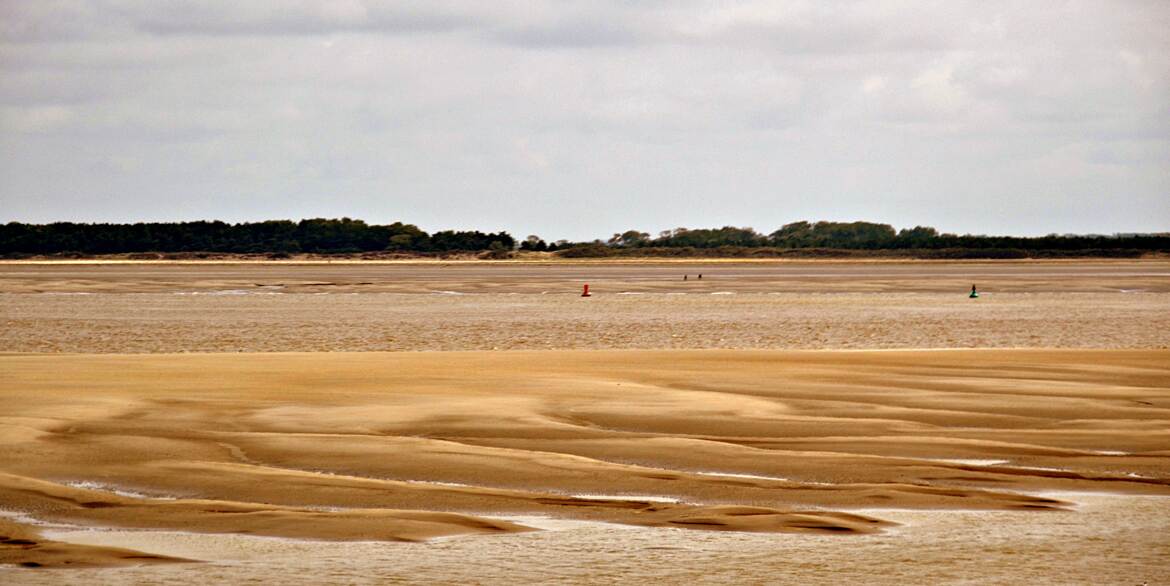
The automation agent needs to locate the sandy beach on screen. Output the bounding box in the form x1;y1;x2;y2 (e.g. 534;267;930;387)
1;260;1168;584
8;0;1168;580
3;260;1169;353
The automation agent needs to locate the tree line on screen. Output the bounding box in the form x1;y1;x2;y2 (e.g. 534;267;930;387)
564;221;1168;255
0;218;514;255
1;218;1166;256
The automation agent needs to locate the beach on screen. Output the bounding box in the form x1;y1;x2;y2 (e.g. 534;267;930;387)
3;260;1169;353
1;260;1168;584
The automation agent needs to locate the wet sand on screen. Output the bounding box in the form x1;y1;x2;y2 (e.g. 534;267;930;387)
3;260;1169;353
4;259;1170;294
16;494;1170;585
1;260;1168;583
2;349;1169;582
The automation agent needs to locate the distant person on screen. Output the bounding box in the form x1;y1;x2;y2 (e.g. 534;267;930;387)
698;274;702;279
970;284;979;298
684;275;688;281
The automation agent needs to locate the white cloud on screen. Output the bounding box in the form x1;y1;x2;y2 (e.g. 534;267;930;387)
1;104;76;132
1;1;1167;237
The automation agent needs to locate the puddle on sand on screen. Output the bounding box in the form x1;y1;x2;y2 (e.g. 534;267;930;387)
918;458;1010;467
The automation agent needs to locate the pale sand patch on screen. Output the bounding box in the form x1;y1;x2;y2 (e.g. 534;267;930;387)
692;471;793;482
915;458;1009;466
566;494;684;504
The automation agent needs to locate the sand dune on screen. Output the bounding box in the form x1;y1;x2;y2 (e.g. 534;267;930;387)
1;349;1167;570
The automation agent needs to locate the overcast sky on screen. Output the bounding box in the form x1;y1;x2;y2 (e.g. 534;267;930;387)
1;1;1167;240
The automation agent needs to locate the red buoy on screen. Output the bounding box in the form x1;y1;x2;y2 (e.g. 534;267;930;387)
581;284;591;297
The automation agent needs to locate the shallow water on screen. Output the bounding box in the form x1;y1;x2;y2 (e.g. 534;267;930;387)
9;494;1169;585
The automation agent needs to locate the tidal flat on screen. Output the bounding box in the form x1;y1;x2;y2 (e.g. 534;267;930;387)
1;260;1167;584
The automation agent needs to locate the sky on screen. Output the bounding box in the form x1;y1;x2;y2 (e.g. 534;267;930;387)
1;1;1167;241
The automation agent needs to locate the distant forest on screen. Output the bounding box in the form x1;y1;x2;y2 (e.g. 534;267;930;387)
0;219;513;256
1;219;1167;258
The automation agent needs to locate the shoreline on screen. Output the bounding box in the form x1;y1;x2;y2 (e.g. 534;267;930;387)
0;346;1164;357
3;256;1168;266
4;264;1167;351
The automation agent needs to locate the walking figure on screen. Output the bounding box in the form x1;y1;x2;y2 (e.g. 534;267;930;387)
969;284;979;298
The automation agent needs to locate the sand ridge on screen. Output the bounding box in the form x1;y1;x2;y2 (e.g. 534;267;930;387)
1;349;1167;569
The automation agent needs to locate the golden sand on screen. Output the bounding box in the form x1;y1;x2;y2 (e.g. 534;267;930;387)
2;350;1168;573
1;261;1168;583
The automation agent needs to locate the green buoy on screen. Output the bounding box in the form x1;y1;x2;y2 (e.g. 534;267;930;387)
969;284;979;298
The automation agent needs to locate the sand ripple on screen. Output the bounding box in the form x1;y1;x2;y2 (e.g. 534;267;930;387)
2;349;1167;572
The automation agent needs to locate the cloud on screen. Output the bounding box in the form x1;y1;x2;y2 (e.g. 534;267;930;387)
1;1;1168;237
117;1;475;37
0;104;76;132
494;18;644;49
